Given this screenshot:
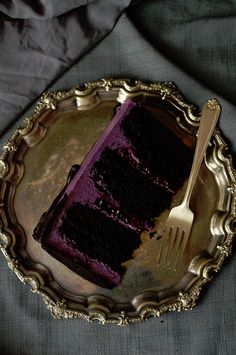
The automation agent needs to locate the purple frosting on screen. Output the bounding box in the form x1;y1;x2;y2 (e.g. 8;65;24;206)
47;229;121;286
67;100;136;201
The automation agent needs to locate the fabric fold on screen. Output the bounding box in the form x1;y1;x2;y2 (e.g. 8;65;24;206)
0;0;96;20
0;0;133;134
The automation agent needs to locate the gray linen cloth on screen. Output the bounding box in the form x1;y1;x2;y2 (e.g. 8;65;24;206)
1;1;236;354
0;0;133;134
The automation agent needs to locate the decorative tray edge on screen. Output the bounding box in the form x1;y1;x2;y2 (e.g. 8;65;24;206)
0;78;235;326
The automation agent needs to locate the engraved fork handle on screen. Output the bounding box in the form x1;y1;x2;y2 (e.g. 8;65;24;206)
182;99;221;207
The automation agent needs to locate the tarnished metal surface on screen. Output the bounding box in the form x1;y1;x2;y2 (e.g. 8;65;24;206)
0;79;235;324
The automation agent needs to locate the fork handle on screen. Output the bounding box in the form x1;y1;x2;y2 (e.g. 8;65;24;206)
182;99;221;207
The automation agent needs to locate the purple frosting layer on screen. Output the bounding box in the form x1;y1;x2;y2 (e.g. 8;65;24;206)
67;101;136;202
47;228;121;286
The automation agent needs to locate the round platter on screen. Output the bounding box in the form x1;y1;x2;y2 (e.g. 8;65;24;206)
0;79;235;325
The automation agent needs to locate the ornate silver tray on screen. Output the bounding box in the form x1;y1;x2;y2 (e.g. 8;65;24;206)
0;79;235;325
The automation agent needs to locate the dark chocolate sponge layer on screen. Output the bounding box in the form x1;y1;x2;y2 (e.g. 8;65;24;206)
92;147;172;226
59;202;140;276
121;105;193;190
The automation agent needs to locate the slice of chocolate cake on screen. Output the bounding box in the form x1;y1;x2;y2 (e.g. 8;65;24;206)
33;100;193;289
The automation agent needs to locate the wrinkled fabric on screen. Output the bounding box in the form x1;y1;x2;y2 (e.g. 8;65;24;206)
0;0;132;134
128;1;236;108
0;1;95;19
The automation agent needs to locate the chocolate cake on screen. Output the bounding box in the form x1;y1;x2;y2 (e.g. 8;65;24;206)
33;100;193;289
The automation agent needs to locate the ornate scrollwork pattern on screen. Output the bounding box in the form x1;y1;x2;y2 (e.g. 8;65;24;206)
3;141;17;153
36;92;58;112
217;244;232;258
178;291;199;310
0;230;8;246
207;98;221;110
19;118;34;136
0;160;9;178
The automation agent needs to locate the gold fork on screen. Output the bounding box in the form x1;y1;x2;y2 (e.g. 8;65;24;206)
157;99;221;270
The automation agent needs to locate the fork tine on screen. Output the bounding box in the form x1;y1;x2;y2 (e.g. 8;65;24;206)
156;241;162;265
164;226;179;266
169;229;185;269
158;226;173;266
172;230;189;269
